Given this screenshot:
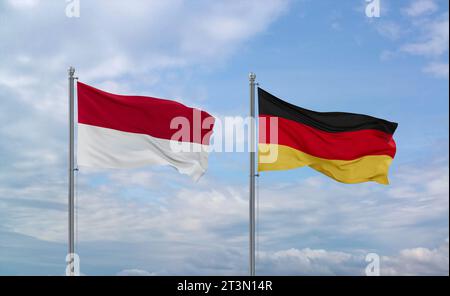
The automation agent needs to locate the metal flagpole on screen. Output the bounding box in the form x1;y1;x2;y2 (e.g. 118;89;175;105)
68;66;76;276
249;72;256;276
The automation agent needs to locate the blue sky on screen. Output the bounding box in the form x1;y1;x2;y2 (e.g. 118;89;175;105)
0;0;448;275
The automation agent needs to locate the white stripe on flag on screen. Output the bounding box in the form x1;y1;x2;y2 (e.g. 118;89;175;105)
77;123;210;181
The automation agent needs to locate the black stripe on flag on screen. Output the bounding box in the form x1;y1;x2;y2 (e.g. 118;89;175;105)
258;88;398;135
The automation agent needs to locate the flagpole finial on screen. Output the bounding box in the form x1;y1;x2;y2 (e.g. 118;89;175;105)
68;67;75;77
249;72;256;81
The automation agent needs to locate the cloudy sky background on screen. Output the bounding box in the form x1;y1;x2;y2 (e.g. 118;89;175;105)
0;0;448;275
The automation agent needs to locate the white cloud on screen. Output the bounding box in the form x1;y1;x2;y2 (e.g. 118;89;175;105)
403;0;438;17
379;50;399;61
382;239;449;275
0;1;291;257
376;21;403;40
257;239;449;275
7;0;40;9
423;62;449;78
374;5;448;79
401;13;449;57
108;170;160;189
258;248;358;275
1;153;447;274
0;150;448;274
0;0;289;118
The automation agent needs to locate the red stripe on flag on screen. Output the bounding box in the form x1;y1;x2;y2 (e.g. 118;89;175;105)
77;82;214;145
259;115;396;160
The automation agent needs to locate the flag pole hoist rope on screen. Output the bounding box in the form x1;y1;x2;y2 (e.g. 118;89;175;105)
68;66;76;276
249;72;257;276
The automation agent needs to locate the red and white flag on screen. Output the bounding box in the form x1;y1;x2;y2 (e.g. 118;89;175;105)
77;82;215;180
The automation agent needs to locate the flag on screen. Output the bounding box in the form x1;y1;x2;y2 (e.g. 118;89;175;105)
258;88;398;184
77;82;215;181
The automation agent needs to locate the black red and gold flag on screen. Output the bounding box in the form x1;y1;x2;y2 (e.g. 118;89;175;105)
258;88;398;184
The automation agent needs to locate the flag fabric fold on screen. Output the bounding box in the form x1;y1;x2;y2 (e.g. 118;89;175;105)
77;82;215;181
258;88;398;184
